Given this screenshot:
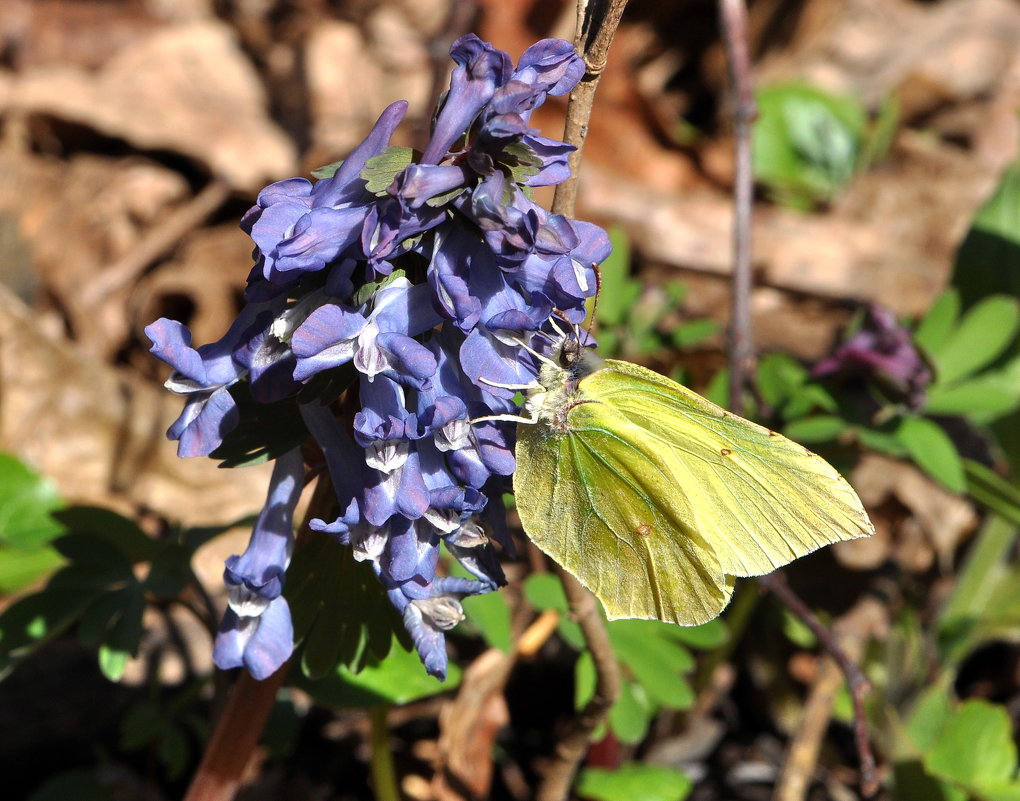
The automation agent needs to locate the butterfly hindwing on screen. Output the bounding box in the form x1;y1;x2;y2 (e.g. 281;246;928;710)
514;399;732;625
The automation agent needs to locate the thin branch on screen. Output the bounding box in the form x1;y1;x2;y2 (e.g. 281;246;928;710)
536;569;621;801
716;2;878;797
551;0;631;219
533;5;631;798
759;573;880;799
79;178;232;306
717;0;757;413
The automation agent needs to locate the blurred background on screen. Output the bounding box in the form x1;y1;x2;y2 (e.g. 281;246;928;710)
1;1;1019;800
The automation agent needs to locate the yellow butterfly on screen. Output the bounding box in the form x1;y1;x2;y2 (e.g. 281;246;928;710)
512;339;874;625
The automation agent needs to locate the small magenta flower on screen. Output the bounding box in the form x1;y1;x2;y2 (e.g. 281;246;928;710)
813;304;933;408
148;35;607;680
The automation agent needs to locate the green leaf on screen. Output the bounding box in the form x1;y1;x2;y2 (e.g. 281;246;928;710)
925;700;1018;787
914;290;961;356
295;636;462;708
144;543;194;598
608;620;695;709
310;159;344;179
905;683;954;752
575;648;596;710
671;318;718;349
608;680;656;744
576;764;693;801
0;453;63;550
784;383;838;418
932;295;1020;385
26;769;113;801
964;460;1020;528
361;146;415;194
0;454;64;592
951;158;1020;309
895;417;966;492
756;353;807;408
460;588;513;653
783;415;849;444
595;227;634;327
52;506;157;564
666;617;728;649
288;533;403;678
924;367;1020;420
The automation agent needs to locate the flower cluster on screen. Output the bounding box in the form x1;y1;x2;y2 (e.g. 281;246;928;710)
146;36;611;680
812;304;933;409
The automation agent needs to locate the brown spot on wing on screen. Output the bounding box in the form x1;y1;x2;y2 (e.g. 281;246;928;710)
635;523;652;537
720;448;733;456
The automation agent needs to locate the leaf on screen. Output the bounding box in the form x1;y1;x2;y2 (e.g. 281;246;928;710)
523;573;584;648
671;318;718;349
595;227;634;327
914;289;961;356
294;636;462;708
783;415;849;444
895;417;966;493
0;453;63;549
608;620;695;709
951;158;1020;309
0;454;64;592
608;680;656;744
361;146;415;194
288;533;403;678
576;764;693;801
931;295;1020;385
925;700;1017;788
924;368;1020;420
756;353;807;408
310;159;344;179
52;506;157;564
460;588;513;653
964;460;1020;528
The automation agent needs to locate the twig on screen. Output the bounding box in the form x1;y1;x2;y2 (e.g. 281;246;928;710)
717;0;757;413
551;0;631;219
536;569;621;801
760;573;880;799
716;2;878;796
79;177;232;306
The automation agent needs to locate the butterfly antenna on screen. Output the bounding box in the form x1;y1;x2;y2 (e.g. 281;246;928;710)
512;334;559;368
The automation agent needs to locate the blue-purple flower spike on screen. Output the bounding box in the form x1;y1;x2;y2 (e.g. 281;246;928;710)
147;36;610;680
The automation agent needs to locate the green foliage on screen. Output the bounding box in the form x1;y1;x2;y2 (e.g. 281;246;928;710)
576;764;693;801
287;532;406;678
753;83;897;209
524;573;727;746
293;634;462;708
595;227;717;361
0;453;65;593
0;506;244;681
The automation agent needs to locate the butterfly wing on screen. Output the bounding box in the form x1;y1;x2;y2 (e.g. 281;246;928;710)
515;400;733;625
582;360;874;578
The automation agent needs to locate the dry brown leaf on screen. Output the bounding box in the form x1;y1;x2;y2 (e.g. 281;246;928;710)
0;20;296;191
0;281;272;525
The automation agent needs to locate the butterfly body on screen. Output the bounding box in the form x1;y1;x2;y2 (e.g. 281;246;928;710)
513;344;874;625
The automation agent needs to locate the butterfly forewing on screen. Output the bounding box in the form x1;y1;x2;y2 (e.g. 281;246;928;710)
515;400;732;625
581;360;875;577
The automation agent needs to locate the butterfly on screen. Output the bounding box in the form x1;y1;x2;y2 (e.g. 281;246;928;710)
512;337;874;625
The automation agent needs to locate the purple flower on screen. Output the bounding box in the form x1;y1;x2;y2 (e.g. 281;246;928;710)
813;304;933;408
213;448;304;678
150;36;610;680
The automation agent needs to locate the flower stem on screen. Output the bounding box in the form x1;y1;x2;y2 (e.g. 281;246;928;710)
369;705;401;801
182;661;290;801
